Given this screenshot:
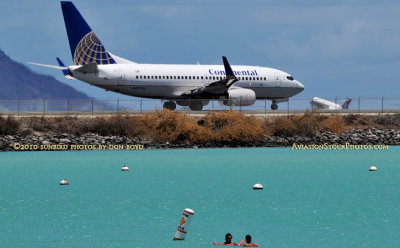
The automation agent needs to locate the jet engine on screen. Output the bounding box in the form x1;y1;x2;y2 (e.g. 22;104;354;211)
222;88;256;106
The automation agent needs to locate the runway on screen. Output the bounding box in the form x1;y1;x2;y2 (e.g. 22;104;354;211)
3;109;400;118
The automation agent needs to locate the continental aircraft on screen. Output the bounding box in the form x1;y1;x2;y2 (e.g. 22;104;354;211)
311;97;352;110
29;1;304;111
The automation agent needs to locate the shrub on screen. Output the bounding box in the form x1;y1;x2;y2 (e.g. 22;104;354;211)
140;109;209;142
320;115;347;133
0;115;20;135
267;112;347;136
203;111;264;142
268;116;297;136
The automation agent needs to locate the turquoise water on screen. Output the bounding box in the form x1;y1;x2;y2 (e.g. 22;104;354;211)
0;148;399;248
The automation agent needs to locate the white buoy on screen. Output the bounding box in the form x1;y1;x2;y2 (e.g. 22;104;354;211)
369;166;377;171
121;165;129;171
253;183;263;190
173;208;194;240
60;179;69;185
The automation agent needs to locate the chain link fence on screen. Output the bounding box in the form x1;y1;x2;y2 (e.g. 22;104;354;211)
0;97;399;116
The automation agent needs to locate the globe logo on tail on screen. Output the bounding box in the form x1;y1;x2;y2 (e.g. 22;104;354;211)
73;32;116;65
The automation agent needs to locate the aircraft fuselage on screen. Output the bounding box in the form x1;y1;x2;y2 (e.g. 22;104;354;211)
70;63;304;100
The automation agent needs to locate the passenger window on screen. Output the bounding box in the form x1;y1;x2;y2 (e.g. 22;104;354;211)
140;75;142;79
163;76;165;79
201;76;203;79
197;76;199;79
166;76;169;79
189;76;191;79
174;76;176;79
177;76;180;79
264;77;266;80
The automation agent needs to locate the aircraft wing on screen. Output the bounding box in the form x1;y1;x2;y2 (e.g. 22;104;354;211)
182;56;238;96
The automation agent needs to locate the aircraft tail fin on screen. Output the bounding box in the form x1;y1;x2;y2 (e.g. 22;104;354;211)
61;1;116;65
342;98;352;109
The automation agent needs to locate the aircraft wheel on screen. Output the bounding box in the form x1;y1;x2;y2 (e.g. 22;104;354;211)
271;103;278;110
189;102;203;111
163;101;176;110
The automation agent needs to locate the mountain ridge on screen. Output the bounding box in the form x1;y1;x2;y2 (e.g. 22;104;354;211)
0;49;89;99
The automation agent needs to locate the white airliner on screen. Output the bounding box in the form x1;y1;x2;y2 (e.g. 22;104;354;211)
29;1;304;111
311;97;352;110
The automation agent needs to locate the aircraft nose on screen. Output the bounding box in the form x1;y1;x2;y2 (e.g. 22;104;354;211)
294;80;304;92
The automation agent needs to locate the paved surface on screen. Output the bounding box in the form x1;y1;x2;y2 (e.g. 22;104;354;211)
2;109;400;118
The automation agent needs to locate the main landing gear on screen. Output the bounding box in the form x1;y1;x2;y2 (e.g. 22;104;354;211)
189;102;203;111
162;100;204;111
163;101;176;110
271;100;278;110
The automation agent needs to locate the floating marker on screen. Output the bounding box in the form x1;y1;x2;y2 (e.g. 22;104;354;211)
369;166;377;171
173;208;194;241
60;179;69;185
253;183;263;190
121;165;129;171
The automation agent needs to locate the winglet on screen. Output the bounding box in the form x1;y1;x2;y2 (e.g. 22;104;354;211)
222;56;236;79
56;58;71;78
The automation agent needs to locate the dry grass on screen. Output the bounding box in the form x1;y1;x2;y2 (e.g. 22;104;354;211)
203;111;264;142
343;113;400;129
4;111;400;142
320;115;347;133
140;110;209;142
0;115;20;135
266;112;348;136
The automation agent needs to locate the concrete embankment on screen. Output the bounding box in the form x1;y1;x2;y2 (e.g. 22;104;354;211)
1;128;398;151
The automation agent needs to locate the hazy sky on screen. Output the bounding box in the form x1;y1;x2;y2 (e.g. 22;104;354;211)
1;0;399;100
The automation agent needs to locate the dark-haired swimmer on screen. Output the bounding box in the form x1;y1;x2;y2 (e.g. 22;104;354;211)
242;234;258;247
214;233;243;246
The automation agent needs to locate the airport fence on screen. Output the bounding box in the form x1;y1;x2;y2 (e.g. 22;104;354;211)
0;97;399;116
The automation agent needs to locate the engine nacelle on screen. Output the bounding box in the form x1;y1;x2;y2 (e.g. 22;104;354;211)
223;88;256;106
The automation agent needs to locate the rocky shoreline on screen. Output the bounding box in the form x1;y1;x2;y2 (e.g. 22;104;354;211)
1;128;399;151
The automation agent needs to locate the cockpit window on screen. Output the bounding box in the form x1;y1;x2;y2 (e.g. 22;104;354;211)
287;76;294;81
